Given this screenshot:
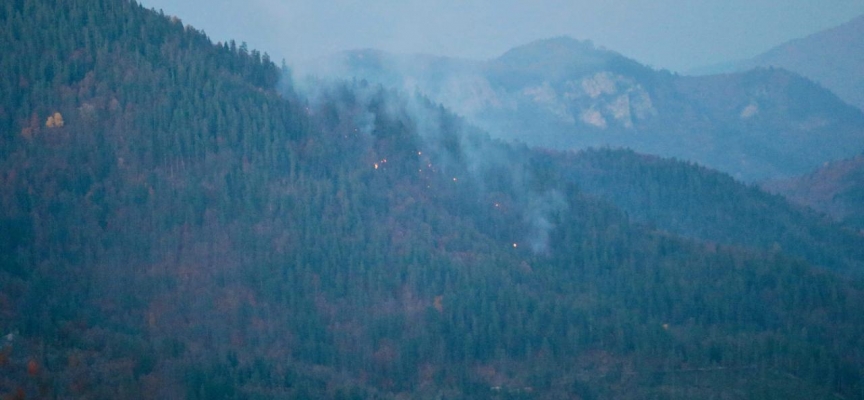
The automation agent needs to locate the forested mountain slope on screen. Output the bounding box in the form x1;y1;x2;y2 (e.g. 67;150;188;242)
2;1;864;399
762;154;864;231
562;148;864;276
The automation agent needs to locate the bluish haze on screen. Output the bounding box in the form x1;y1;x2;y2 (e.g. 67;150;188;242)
136;0;864;72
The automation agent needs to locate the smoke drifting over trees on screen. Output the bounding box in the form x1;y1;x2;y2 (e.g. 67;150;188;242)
2;0;864;399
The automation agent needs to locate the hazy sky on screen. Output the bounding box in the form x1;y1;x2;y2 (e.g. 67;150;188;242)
137;0;864;72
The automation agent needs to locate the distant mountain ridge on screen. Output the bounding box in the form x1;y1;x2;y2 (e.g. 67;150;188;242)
301;37;864;181
697;14;864;111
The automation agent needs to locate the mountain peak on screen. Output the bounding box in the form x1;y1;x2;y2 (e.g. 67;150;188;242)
701;13;864;110
504;36;597;54
497;36;606;65
491;36;652;84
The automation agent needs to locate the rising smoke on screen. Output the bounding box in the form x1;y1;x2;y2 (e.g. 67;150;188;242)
283;68;569;255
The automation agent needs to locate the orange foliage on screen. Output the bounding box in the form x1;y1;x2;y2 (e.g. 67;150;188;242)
433;295;444;313
45;112;64;128
21;113;39;139
67;354;80;368
26;359;39;377
5;388;27;400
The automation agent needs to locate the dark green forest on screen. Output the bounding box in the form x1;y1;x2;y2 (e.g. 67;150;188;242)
2;0;864;399
564;148;864;276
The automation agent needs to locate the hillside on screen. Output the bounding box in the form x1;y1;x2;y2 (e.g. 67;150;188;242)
563;149;864;276
701;15;864;111
304;37;864;181
2;1;864;399
762;154;864;231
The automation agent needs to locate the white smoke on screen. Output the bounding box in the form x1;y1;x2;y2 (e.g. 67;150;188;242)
283;67;569;255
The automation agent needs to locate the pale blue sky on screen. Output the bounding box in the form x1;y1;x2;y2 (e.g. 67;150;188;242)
137;0;864;72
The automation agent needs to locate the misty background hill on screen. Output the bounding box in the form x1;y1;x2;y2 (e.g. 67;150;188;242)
3;0;864;399
301;37;864;181
696;14;864;112
762;153;864;231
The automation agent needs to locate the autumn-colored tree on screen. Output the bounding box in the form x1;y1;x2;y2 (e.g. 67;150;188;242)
8;387;27;400
19;112;39;139
26;359;39;377
45;112;64;128
433;295;444;313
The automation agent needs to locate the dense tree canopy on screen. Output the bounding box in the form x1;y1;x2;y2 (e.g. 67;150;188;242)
1;0;863;399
